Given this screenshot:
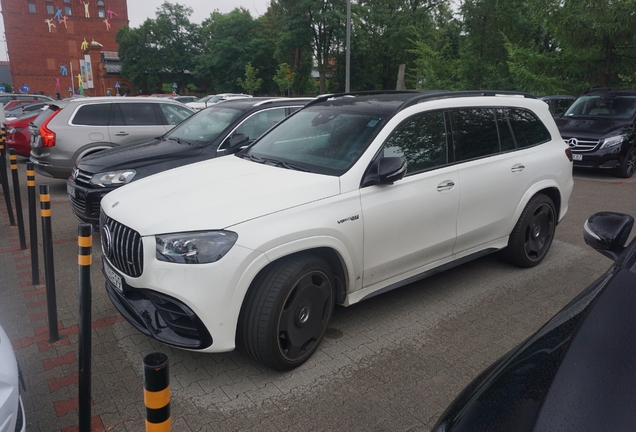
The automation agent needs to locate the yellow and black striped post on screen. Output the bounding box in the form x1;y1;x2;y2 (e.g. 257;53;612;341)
78;224;93;432
26;162;40;285
143;352;171;432
0;127;16;226
9;149;26;249
39;184;59;342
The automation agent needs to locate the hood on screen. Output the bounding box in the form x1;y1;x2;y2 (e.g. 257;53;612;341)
78;137;206;173
556;116;632;140
101;155;341;235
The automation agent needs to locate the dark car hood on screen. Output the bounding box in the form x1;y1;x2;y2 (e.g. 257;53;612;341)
77;137;207;174
555;116;633;140
434;244;636;432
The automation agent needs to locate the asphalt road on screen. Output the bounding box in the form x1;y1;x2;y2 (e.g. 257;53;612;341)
2;160;635;431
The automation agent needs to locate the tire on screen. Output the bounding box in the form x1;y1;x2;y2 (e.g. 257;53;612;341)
237;254;335;370
501;194;556;268
617;147;636;178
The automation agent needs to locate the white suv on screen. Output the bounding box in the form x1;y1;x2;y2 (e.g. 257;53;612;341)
100;91;574;370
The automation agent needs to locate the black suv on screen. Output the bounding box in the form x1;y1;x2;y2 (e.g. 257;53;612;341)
67;97;312;224
556;88;636;178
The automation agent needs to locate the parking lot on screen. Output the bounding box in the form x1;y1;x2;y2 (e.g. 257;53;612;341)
1;157;635;431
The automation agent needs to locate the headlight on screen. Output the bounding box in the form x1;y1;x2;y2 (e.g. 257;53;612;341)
90;170;136;187
156;231;238;264
599;134;625;149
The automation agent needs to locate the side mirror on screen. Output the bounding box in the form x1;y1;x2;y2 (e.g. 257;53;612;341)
362;157;407;187
225;133;249;154
583;212;634;261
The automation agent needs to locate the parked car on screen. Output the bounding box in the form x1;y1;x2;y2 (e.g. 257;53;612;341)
186;93;251;111
0;322;26;432
3;113;39;157
29;97;195;178
433;211;636;432
4;102;47;121
68;97;313;225
539;95;576;118
99;90;573;370
170;96;198;104
0;93;53;106
556;88;636;178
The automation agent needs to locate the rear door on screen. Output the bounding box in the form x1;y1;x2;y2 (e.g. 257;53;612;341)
109;102;169;146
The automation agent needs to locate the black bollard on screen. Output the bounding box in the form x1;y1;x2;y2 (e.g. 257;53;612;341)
143;352;171;432
78;224;92;432
9;149;27;249
0;128;16;226
26;162;39;285
39;184;58;342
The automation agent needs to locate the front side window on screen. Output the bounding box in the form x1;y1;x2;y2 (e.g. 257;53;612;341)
159;103;193;125
113;103;160;126
382;110;447;175
506;108;551;148
72;104;111;126
244;107;384;176
233;108;287;143
451;108;500;162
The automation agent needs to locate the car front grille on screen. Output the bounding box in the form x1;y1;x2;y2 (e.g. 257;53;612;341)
563;136;599;152
100;211;144;277
70;195;100;220
73;168;93;187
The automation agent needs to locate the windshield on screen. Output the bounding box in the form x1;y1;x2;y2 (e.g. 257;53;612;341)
197;95;214;103
165;106;242;145
563;95;636;119
241;107;384;176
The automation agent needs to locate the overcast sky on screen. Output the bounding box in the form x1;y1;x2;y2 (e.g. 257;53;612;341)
0;0;272;62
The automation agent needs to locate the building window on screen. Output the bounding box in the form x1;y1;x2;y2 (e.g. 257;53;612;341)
97;0;104;5
28;3;36;13
64;0;71;2
46;4;54;14
98;9;105;18
65;6;72;15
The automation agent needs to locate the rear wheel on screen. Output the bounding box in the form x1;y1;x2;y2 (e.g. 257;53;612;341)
237;254;335;370
501;194;556;268
617;147;636;178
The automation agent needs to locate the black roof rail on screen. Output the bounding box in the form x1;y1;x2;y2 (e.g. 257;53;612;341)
397;90;536;111
304;90;423;108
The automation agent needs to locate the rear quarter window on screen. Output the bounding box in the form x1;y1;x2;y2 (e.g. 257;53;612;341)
506;108;551;148
72;104;111;126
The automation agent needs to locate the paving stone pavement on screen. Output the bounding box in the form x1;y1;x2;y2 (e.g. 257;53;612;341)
1;156;635;431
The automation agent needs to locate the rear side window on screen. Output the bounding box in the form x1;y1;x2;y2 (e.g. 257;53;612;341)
506;108;551;148
72;104;111;126
113;103;161;126
451;108;500;162
383;110;447;175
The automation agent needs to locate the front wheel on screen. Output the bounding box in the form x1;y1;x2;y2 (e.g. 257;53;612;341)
617;147;636;178
237;254;335;370
501;194;556;268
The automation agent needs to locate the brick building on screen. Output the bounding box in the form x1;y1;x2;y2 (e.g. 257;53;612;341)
0;0;131;97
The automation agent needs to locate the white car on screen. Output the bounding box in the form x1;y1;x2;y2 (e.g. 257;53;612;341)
0;323;25;432
185;93;252;111
100;91;574;370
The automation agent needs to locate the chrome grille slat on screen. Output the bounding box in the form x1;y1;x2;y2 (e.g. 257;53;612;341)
100;211;143;277
75;169;94;187
563;136;599;152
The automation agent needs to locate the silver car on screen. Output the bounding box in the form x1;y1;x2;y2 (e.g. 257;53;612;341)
29;97;195;178
0;323;25;432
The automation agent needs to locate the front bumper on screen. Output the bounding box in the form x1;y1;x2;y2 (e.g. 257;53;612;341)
572;145;625;170
104;263;213;349
67;179;114;225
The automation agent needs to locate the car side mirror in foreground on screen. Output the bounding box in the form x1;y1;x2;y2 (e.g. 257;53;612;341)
584;212;634;261
226;133;250;154
362;156;407;187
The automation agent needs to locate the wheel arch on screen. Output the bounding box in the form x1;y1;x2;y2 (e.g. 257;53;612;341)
510;182;564;234
72;142;116;164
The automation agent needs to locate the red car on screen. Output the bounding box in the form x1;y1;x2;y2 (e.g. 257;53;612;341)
3;113;38;157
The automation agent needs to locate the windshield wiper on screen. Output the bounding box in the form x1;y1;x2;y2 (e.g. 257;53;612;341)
263;158;310;172
168;137;193;145
240;153;265;163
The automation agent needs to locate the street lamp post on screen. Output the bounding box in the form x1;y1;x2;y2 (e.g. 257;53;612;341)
346;0;351;93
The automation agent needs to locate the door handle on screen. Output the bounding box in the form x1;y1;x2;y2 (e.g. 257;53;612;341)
437;180;455;192
511;164;525;173
114;132;129;137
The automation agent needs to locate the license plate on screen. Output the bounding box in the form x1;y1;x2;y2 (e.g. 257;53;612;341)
104;259;123;292
572;154;583;161
67;183;75;198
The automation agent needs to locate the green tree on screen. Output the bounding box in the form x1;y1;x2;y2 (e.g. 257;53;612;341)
237;62;264;95
506;0;636;93
273;63;294;95
117;2;201;93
